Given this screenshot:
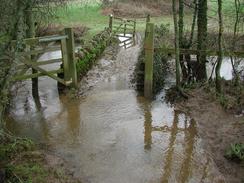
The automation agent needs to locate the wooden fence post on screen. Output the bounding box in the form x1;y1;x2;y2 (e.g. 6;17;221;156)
61;38;70;82
146;14;151;23
109;14;113;32
144;23;154;99
26;7;39;98
64;28;78;88
124;20;126;36
133;20;136;45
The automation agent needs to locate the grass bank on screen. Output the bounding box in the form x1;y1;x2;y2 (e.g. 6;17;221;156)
0;130;80;183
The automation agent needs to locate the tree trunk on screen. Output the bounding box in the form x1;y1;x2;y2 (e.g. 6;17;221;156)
172;0;181;87
215;0;223;93
196;0;207;81
25;2;39;99
178;0;188;82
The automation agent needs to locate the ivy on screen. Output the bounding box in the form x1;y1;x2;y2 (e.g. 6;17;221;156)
76;29;111;79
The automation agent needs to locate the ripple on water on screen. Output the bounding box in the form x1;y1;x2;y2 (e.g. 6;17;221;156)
6;42;225;183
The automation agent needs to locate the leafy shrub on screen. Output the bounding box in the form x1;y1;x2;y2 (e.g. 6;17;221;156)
225;143;244;162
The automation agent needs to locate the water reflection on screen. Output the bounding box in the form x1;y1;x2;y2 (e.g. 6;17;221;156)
58;95;81;141
138;93;216;183
206;56;243;80
6;44;225;182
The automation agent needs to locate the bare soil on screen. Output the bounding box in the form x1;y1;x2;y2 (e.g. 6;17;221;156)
102;1;172;18
175;87;244;183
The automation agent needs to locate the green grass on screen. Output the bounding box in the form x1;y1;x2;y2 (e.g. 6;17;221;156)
52;3;190;38
51;0;242;40
208;0;244;32
53;1;108;39
51;1;179;38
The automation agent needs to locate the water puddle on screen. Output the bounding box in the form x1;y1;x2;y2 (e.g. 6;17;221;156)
206;56;244;80
5;43;225;182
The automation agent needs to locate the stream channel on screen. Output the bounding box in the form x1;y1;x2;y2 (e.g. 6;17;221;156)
5;35;231;183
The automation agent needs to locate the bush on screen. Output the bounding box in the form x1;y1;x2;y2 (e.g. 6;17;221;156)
76;28;111;78
225;143;244;162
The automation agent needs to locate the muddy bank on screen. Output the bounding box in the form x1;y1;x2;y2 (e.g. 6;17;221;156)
102;0;195;18
174;87;244;183
0;131;81;183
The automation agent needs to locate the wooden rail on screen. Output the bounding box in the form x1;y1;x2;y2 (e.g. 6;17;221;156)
143;18;244;98
109;14;136;49
154;48;244;58
10;28;77;88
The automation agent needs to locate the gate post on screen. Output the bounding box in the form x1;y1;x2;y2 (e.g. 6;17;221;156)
64;28;78;88
109;14;113;32
146;14;151;23
144;23;154;99
133;20;136;45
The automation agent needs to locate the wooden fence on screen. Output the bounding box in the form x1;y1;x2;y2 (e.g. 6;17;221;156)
9;28;77;88
109;15;136;49
143;20;244;99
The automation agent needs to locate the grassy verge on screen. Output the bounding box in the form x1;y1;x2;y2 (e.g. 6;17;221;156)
0;130;80;183
52;1;108;40
49;1;191;38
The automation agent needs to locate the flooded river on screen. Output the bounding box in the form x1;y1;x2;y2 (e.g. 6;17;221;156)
5;39;227;182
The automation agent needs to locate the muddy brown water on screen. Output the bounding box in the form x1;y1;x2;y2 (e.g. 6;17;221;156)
5;38;230;182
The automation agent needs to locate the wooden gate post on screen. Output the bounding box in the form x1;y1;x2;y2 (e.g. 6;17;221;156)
133;20;136;45
109;14;113;32
144;23;154;99
146;14;151;23
64;28;78;88
124;20;127;36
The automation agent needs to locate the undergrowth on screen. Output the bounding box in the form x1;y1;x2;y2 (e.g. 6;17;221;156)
0;130;80;183
225;143;244;162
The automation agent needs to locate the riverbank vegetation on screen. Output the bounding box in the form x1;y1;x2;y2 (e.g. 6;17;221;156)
0;0;243;182
161;0;244;110
0;130;81;182
163;0;244;181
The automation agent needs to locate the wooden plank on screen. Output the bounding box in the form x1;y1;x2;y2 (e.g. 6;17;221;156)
116;35;133;39
18;46;61;56
113;25;125;30
20;58;67;85
17;66;30;76
119;38;132;43
113;17;124;21
11;38;39;46
114;26;134;32
112;24;124;35
125;23;135;27
124;41;133;46
39;35;68;43
11;35;67;46
16;58;61;70
14;69;63;81
126;19;136;23
144;23;154;99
